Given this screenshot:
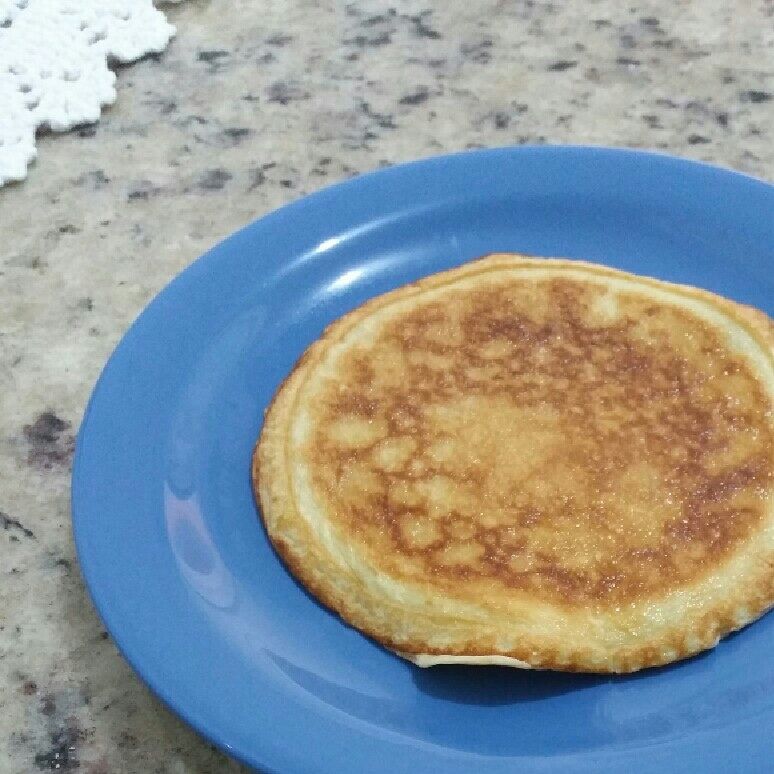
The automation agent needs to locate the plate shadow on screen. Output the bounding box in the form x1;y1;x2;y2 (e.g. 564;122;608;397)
412;663;609;706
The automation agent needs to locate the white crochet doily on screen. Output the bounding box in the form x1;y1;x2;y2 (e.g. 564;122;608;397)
0;0;178;186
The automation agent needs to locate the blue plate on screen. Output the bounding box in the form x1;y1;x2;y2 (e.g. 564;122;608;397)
73;147;774;774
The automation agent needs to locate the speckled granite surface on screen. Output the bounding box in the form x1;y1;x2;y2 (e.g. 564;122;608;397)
1;1;772;771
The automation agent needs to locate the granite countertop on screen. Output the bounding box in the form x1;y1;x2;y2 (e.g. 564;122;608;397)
1;1;772;771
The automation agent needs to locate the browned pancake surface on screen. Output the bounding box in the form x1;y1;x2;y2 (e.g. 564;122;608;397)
305;277;772;609
255;255;774;671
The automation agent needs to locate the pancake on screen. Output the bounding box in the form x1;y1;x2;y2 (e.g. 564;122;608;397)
254;254;774;673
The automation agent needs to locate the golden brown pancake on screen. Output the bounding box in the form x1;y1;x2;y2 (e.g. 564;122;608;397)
254;254;774;673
